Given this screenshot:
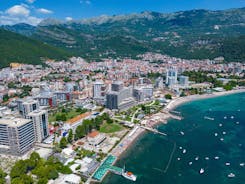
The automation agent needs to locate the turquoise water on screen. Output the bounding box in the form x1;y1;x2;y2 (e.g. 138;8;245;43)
103;93;245;184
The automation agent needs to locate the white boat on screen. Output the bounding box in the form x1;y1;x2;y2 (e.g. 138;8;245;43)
231;116;234;119
122;166;137;181
240;163;245;167
199;168;205;174
228;173;235;178
195;156;199;161
204;116;214;121
219;123;223;127
222;131;226;135
183;149;186;154
179;146;183;150
220;138;224;141
214;133;218;137
205;157;210;160
225;162;230;166
177;157;181;161
224;116;227;119
236;122;240;125
180;131;185;135
189;161;193;165
214;156;219;160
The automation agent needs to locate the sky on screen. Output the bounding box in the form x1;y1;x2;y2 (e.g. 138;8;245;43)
0;0;245;25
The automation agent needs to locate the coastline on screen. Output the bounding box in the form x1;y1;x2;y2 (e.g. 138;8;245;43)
101;88;245;182
165;88;245;111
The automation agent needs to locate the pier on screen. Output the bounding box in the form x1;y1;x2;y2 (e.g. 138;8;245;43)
92;155;126;182
140;126;167;136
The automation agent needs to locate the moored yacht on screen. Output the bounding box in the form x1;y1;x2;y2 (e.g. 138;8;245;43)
122;166;137;181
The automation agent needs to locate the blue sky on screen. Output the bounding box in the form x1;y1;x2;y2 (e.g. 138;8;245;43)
0;0;245;25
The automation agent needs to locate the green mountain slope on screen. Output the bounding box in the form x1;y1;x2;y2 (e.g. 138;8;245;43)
2;8;245;63
30;8;245;62
0;29;71;68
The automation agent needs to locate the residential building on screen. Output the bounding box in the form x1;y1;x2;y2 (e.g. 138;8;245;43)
28;110;49;143
0;117;35;155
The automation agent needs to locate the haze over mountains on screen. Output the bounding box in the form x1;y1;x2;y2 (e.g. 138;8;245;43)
1;7;245;67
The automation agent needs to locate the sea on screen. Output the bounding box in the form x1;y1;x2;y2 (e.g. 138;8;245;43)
103;92;245;184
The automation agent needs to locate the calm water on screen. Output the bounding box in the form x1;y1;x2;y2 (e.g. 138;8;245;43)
103;93;245;184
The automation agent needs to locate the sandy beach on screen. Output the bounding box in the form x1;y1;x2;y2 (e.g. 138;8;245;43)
165;88;245;111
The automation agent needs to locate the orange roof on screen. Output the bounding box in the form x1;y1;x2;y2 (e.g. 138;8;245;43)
87;131;99;138
66;112;91;125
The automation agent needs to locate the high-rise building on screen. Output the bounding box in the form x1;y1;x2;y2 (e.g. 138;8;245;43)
93;80;107;104
166;67;178;87
133;85;153;102
16;99;40;118
0;117;35;155
106;92;118;110
179;76;189;87
28;110;49;143
111;81;124;92
106;85;135;110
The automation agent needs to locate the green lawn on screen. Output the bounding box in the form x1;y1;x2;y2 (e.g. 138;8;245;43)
49;108;87;123
100;123;124;133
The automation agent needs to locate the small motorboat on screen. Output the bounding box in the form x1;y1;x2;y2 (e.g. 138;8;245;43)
225;162;230;166
228;173;235;178
199;168;205;174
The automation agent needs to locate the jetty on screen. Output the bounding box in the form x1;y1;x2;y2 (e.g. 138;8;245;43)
140;126;167;136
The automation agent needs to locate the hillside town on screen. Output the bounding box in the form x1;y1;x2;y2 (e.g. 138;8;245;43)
0;53;244;184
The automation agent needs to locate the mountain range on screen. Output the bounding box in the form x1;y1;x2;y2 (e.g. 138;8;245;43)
1;7;245;67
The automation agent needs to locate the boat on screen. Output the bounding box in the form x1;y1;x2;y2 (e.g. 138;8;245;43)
222;131;226;135
183;149;186;154
220;138;224;141
204;116;214;121
195;156;199;161
224;116;227;119
219;123;223;127
179;146;183;150
214;156;219;160
231;116;234;119
225;162;230;166
122;165;137;181
236;122;240;125
214;133;218;137
240;163;245;167
228;173;235;178
177;157;181;161
180;131;185;135
189;161;193;165
199;168;205;174
205;157;210;160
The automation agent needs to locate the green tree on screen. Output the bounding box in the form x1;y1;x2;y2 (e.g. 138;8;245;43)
75;125;86;139
10;160;28;179
59;137;68;149
0;168;6;184
67;129;73;144
164;94;172;99
37;178;48;184
11;174;34;184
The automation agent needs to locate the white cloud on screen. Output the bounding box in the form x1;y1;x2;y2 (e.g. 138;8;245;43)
65;17;73;21
0;15;42;25
37;8;53;14
6;5;30;17
1;4;42;25
26;0;36;3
